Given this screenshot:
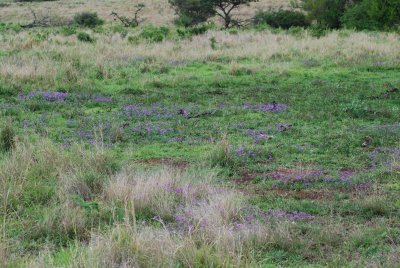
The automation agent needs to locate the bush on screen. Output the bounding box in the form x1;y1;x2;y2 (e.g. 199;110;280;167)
74;12;104;28
77;32;95;43
176;23;212;38
299;0;349;29
308;24;329;38
139;25;170;43
341;0;400;31
253;10;310;29
1;124;15;152
60;25;77;36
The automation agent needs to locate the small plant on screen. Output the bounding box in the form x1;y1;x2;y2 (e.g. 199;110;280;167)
74;12;104;28
308;24;328;38
77;32;95;43
60;25;77;36
207;137;236;169
209;37;217;50
1;123;16;152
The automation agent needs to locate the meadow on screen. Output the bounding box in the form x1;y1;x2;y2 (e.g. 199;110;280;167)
0;0;399;267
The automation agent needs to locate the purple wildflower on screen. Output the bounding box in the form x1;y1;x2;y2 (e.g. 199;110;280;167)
131;122;173;136
94;96;112;102
20;91;69;102
247;129;271;144
123;103;175;118
235;146;257;158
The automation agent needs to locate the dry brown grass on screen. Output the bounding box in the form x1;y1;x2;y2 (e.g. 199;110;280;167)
0;0;289;25
0;29;399;88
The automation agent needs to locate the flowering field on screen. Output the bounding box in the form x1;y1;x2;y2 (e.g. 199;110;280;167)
0;3;400;267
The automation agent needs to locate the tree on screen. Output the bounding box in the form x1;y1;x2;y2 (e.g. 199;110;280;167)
341;0;400;30
111;3;145;27
295;0;358;28
169;0;216;27
214;0;258;28
169;0;258;28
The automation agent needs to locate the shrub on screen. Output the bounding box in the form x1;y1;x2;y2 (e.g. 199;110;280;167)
308;24;329;38
73;12;104;28
341;0;400;31
77;32;95;43
298;0;349;28
139;25;170;43
176;23;212;38
60;25;77;36
0;124;15;152
253;10;310;29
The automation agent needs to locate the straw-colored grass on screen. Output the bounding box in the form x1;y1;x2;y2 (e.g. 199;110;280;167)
1;29;399;88
0;0;289;25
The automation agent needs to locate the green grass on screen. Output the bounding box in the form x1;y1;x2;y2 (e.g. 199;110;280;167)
0;25;399;267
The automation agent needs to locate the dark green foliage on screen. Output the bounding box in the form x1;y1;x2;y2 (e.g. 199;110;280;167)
253;10;310;29
59;25;77;36
139;25;170;42
0;22;22;33
308;24;329;38
341;0;400;31
209;36;217;49
176;23;213;38
169;0;216;27
169;0;258;28
77;32;95;43
73;12;104;28
299;0;350;28
1;124;15;152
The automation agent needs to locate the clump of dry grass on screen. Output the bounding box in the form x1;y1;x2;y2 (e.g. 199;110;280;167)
1;139;397;266
76;165;301;266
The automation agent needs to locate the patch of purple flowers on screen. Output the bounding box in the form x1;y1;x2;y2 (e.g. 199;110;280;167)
132;122;173;136
243;102;288;113
93;96;112;103
270;169;324;186
19;91;69;102
247;129;271;144
369;147;400;171
123;103;175;118
235;146;257;158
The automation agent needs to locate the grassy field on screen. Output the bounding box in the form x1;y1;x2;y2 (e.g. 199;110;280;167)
0;0;400;267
